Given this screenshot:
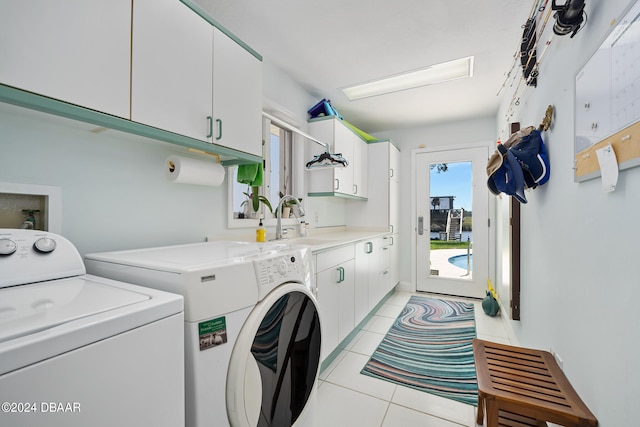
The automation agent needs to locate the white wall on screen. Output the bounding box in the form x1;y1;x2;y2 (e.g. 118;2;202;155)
0;105;229;255
262;60;348;229
0;58;347;256
496;1;638;425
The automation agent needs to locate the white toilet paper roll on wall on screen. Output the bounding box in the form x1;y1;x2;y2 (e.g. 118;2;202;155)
165;155;225;186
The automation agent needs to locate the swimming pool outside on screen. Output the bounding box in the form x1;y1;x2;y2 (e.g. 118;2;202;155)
448;253;473;271
429;249;472;279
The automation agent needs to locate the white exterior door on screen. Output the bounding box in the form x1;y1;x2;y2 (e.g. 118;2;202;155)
415;146;489;298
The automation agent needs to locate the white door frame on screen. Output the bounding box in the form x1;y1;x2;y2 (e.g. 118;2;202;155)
410;141;496;297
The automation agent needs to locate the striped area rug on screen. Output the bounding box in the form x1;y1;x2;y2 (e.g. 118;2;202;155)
361;296;478;405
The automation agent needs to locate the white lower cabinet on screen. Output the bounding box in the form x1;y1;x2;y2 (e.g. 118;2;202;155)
369;236;392;310
316;235;396;363
354;236;391;324
354;240;372;326
388;234;400;289
315;245;355;362
337;259;356;342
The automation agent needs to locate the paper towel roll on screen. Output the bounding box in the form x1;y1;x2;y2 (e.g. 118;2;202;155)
165;155;225;186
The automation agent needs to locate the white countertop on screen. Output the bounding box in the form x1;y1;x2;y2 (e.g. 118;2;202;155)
207;227;390;253
284;230;389;252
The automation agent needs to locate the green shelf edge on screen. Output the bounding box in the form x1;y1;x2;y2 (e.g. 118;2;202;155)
307;191;367;201
0;84;262;166
180;0;262;62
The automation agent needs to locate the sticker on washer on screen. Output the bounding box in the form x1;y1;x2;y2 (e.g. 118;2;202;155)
198;316;228;351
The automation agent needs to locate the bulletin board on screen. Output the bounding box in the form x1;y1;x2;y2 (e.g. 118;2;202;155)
574;0;640;181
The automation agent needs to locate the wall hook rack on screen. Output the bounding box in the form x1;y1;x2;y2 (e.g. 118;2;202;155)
539;105;553;131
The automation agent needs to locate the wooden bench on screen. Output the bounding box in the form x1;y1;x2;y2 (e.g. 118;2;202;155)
473;339;598;427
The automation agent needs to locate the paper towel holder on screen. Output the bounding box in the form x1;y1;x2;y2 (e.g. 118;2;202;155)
166;149;222;177
167;148;221;173
187;148;222;164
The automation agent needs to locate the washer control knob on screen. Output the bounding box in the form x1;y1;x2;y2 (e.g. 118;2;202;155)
278;259;288;275
0;238;17;256
34;237;56;254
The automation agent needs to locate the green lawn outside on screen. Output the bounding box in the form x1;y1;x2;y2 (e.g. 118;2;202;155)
430;240;472;250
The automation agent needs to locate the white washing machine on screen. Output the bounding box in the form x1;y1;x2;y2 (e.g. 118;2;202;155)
85;240;322;427
0;229;185;427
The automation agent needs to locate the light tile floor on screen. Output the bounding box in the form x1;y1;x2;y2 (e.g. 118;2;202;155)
314;290;512;427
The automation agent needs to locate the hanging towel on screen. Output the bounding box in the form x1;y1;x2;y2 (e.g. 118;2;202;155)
236;163;263;186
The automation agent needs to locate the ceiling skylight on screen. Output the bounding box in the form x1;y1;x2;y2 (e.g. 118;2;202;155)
342;56;474;100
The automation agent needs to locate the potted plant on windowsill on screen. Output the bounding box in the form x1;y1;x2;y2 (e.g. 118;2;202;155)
241;186;273;219
278;191;302;218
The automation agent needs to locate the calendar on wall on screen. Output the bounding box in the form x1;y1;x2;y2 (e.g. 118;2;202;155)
575;0;640;181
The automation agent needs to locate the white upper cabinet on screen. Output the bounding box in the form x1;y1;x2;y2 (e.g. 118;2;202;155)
389;144;400;233
212;27;263;157
332;120;356;196
131;0;214;141
352;137;368;198
347;141;399;232
131;0;262;156
0;0;131;118
307;117;368;199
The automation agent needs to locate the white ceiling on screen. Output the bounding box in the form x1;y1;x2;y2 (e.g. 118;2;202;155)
194;0;533;133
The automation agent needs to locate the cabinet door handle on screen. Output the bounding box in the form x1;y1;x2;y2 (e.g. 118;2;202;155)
390;236;394;246
390;168;394;178
336;266;345;283
353;184;358;194
334;179;340;190
365;242;373;254
390;224;394;233
216;119;223;140
206;116;213;139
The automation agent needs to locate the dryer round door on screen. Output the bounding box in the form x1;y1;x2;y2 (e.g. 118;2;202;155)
226;282;321;427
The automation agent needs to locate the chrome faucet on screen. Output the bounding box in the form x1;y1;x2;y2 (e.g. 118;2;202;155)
275;195;305;240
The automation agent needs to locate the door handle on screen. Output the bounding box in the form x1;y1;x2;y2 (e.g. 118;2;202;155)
418;216;424;235
334;179;340;190
365;241;373;254
336;266;345;283
206;116;213;139
215;119;222;140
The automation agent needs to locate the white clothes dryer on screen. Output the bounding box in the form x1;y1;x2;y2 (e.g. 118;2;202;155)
0;229;184;427
85;241;322;427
